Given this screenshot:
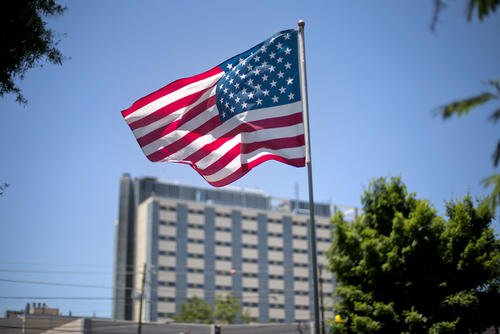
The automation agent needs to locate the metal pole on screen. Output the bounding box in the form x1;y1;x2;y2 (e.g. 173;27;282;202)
297;19;320;334
137;262;147;334
319;265;325;334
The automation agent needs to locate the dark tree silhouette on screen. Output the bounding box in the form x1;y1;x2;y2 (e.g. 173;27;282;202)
0;0;66;104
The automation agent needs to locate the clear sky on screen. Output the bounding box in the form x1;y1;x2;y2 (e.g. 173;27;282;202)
0;0;498;319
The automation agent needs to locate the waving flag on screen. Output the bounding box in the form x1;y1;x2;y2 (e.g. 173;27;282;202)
121;30;305;187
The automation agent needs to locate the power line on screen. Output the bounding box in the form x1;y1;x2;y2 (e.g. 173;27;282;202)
0;269;114;275
0;277;335;297
0;261;111;268
0;278;112;289
0;296;116;300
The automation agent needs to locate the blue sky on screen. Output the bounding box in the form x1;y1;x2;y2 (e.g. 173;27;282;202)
0;0;498;318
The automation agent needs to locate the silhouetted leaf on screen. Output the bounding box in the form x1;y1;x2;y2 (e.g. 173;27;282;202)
482;174;500;213
439;92;497;119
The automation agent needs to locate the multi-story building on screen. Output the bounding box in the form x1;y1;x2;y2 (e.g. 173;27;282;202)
113;174;357;323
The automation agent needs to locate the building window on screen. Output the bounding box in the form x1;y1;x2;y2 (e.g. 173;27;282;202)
215;241;231;247
158;281;176;287
268;274;283;280
243;258;258;264
159;235;176;241
242;272;258;278
188;238;204;244
159;220;176;226
295;276;309;282
187;253;204;259
158;266;176;271
159;250;176;257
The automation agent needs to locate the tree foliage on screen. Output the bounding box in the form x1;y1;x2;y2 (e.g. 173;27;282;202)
0;183;9;197
431;1;500;213
328;177;500;334
213;294;252;324
173;294;251;324
0;0;66;104
437;80;500;214
173;296;213;324
431;0;500;30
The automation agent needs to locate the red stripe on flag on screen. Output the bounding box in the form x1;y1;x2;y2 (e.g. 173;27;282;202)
129;86;216;131
208;155;306;187
146;115;221;162
145;111;304;164
241;135;305;154
197;135;305;177
137;95;217;147
121;66;223;118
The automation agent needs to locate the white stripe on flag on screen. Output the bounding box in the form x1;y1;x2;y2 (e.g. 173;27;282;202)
147;101;302;159
132;86;217;139
124;72;224;124
193;124;304;170
203;146;305;183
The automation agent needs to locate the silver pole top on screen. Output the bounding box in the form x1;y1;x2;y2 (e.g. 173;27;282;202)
298;20;305;28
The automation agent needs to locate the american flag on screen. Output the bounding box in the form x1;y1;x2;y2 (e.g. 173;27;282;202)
121;29;305;187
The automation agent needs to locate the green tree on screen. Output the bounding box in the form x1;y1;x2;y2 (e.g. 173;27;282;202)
0;0;66;104
173;296;213;324
214;294;252;324
328;177;500;334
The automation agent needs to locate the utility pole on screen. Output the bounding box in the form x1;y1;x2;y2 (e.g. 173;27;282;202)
318;264;325;334
137;263;147;334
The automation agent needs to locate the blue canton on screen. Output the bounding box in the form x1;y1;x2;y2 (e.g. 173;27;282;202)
216;30;300;122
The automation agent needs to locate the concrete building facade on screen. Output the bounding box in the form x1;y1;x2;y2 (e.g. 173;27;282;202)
113;174;357;323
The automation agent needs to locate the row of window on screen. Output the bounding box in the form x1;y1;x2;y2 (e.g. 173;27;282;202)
159;302;304;314
156;268;310;283
159;218;331;231
156;282;311;296
159;221;331;240
159;233;330;246
159;249;325;263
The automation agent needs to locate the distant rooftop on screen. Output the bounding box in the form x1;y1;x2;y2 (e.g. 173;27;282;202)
126;174;359;219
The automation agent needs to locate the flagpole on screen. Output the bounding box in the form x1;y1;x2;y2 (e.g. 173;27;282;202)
297;20;321;334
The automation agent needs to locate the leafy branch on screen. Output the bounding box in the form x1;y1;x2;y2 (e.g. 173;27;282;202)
437;80;500;213
0;183;10;197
